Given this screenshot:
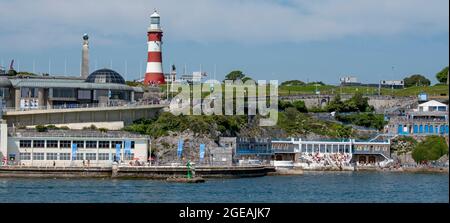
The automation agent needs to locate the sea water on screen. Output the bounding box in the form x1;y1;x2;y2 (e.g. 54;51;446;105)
0;172;448;203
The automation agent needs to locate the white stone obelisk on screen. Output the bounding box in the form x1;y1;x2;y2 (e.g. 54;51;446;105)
81;34;89;79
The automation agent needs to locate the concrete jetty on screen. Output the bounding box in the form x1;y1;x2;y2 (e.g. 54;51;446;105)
0;165;275;179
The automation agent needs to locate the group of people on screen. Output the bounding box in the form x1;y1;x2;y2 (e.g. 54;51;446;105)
301;152;352;167
128;160;146;166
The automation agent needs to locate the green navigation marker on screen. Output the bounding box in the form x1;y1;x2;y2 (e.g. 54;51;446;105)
186;160;192;179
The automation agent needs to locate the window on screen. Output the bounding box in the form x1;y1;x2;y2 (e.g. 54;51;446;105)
33;140;45;148
47;140;58;148
20;87;38;98
78;90;91;100
60;153;70;160
73;141;84;148
85;153;97;161
98;153;110;160
131;141;135;149
60;140;71;148
52;88;76;98
85;141;97;149
123;153;134;160
46;153;58;160
151;17;160;24
98;141;110;149
19;140;32;148
20;153;31;160
112;141;122;148
75;153;84;160
33;153;45;160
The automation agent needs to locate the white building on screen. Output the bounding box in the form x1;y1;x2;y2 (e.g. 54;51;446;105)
380;80;404;89
339;76;360;86
415;100;448;112
388;100;449;135
0;120;150;167
180;71;207;84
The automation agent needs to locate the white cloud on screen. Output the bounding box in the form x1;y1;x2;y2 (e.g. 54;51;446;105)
0;0;448;51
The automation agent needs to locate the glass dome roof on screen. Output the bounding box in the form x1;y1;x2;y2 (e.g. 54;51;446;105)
85;68;125;84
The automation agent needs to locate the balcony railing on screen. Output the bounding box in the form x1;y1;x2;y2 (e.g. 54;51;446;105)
2;101;168;113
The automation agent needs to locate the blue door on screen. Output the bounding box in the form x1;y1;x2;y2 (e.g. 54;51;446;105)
429;125;434;134
413;125;418;134
398;125;403;134
424;125;429;133
419;125;423;133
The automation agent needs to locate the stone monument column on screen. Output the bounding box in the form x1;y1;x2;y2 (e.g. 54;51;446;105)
81;34;89;79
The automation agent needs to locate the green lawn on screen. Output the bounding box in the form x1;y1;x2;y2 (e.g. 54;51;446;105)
279;84;449;97
158;83;449;98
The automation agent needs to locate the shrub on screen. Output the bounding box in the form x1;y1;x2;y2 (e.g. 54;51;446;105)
83;124;97;130
293;100;308;113
35;125;48;132
335;113;386;130
391;136;418;154
412;136;448;163
46;125;59;130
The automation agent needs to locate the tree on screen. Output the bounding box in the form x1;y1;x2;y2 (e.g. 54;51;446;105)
306;81;325;86
412;136;448;163
224;70;246;81
436;66;448;84
348;92;373;112
326;94;345;112
7;69;17;76
403;74;431;87
281;80;305;86
326;93;372;112
242;76;253;82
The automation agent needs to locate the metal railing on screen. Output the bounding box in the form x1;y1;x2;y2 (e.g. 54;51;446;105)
2;101;168;113
10;130;150;139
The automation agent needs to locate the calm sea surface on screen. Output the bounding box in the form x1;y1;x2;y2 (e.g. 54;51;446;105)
0;172;448;203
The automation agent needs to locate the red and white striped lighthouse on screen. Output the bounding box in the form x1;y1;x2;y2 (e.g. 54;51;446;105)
144;10;165;85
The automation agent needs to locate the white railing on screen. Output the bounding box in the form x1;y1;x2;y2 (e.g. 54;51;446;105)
2;101;168;113
11;130;149;139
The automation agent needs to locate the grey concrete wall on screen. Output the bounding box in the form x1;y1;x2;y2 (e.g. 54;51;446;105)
281;94;415;111
4;107;161;127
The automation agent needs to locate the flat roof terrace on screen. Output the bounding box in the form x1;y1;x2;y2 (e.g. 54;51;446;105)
1;102;168;127
2;102;168;115
9;128;149;139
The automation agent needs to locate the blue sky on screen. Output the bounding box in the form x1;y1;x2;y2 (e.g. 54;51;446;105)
0;0;448;84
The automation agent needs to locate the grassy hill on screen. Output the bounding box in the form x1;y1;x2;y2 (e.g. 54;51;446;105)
158;83;448;99
279;84;448;97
